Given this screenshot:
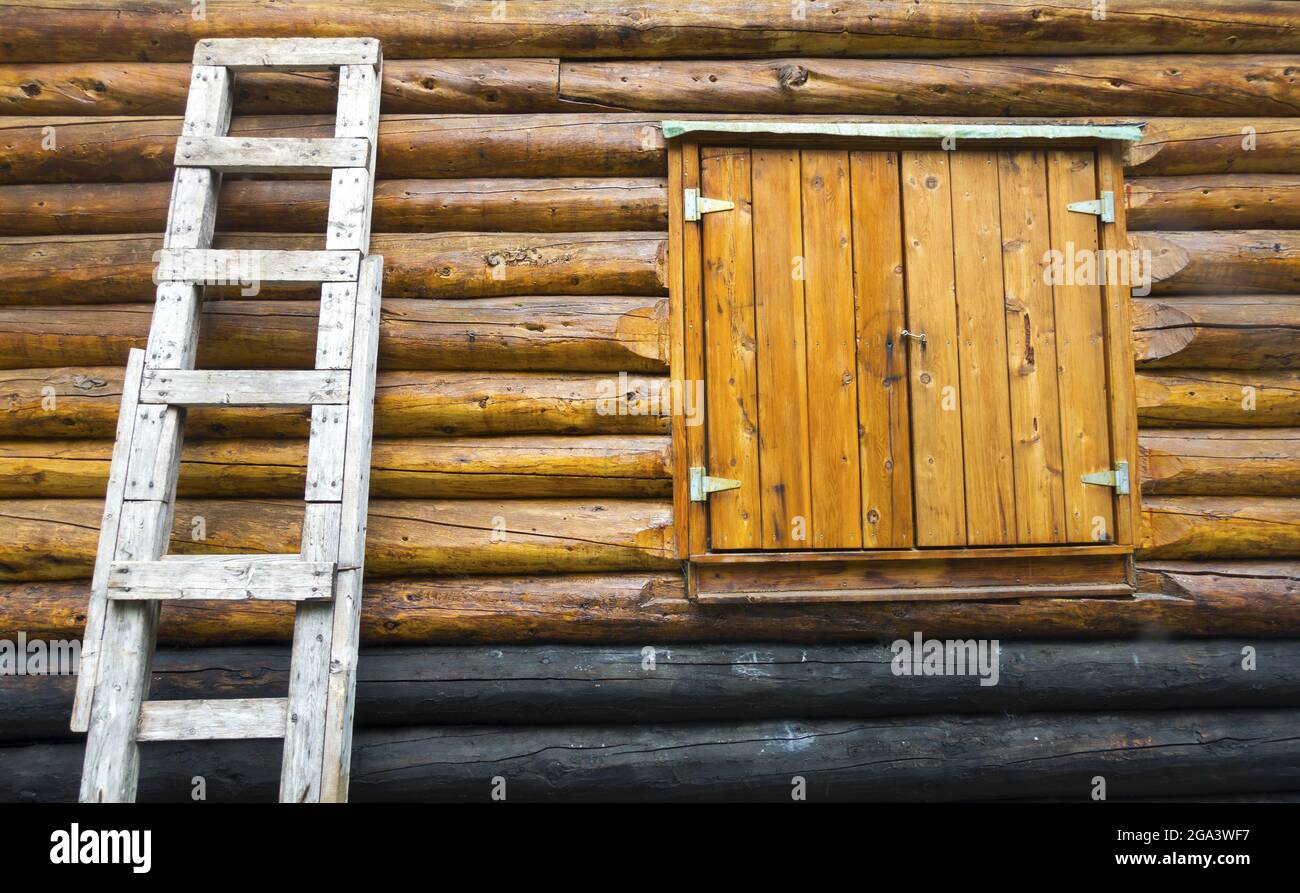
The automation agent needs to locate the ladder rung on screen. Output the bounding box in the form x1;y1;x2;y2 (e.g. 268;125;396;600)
107;555;336;601
176;136;371;174
193;38;381;70
157;248;360;285
137;698;289;741
139;370;349;406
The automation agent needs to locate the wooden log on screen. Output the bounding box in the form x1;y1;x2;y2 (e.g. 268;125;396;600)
1141;429;1300;496
3;1;1294;62
0;297;669;373
1137;370;1300;427
0;178;668;236
560;56;1300;117
0;232;666;304
1126;175;1300;231
0;435;673;499
1124;119;1300;176
1134;231;1300;295
0;497;676;582
0;366;672;438
6;639;1300;742
1140;496;1300;559
3;708;1298;802
1132;295;1300;369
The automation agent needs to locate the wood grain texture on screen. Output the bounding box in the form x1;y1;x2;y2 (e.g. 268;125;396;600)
1134;230;1300;296
1131;295;1300;370
1140;496;1300;559
1137;370;1300;427
1126;175;1300;230
1140;429;1300;496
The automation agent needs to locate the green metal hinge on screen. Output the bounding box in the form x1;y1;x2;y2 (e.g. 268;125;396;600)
1081;460;1130;495
683;188;735;222
1067;190;1116;224
689;466;741;502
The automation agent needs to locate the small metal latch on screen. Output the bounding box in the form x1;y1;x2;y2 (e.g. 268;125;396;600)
1081;460;1130;495
683;188;735;222
1067;190;1116;224
689;466;741;502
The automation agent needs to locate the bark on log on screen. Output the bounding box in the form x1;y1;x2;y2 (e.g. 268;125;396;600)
1131;295;1300;369
3;709;1298;802
4;561;1298;645
0;178;668;236
0;232;666;304
6;640;1300;742
1123;119;1300;176
1134;231;1300;295
1136;370;1300;427
1126;175;1300;231
0;297;669;373
1140;496;1300;559
0;498;676;582
0;435;672;500
559;56;1300;116
1140;429;1300;496
0;367;671;438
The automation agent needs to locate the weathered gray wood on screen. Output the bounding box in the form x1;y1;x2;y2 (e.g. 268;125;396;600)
304;406;348;501
194;38;381;71
156;248;361;284
107;555;336;601
139;369;349;406
175;136;370;174
136;698;289;741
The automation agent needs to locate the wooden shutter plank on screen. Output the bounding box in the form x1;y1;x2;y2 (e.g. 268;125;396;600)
681;142;709;556
701;146;762;550
901;151;966;547
998;150;1068;544
1046;150;1117;543
950;151;1016;545
849;151;913;549
751;148;813;549
799;149;862;549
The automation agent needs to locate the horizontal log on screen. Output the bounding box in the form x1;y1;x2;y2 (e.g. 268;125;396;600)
4;709;1298;802
6;639;1299;742
5;560;1298;645
1136;370;1300;427
1132;295;1300;369
0;367;671;438
3;1;1293;62
1123;119;1300;176
0;498;676;582
0;435;672;499
1140;429;1300;496
1127;175;1300;231
560;56;1300;116
0;232;666;304
0;178;668;236
1134;231;1300;295
1140;496;1300;559
0;297;668;373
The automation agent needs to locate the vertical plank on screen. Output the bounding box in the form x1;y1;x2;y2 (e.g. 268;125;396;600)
799;149;862;549
901;151;966;547
700;146;761;550
751;148;812;549
667;142;691;558
680;141;709;557
998;150;1067;544
849;151;912;549
1046;150;1116;543
949;151;1015;545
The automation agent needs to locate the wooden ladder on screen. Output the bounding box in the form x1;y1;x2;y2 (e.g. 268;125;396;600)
72;38;384;803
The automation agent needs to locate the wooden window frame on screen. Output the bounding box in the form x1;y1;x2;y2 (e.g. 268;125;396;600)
667;125;1142;603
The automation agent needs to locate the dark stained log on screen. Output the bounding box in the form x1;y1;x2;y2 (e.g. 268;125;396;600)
3;1;1294;62
1132;295;1300;369
1134;231;1300;295
559;56;1300;116
0;498;677;582
0;435;673;500
1123;119;1300;176
0;366;672;438
1137;370;1300;427
1141;429;1300;496
0;297;669;373
0;178;668;236
1126;175;1300;231
1140;496;1300;559
3;709;1299;802
0;232;666;304
6;640;1300;742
